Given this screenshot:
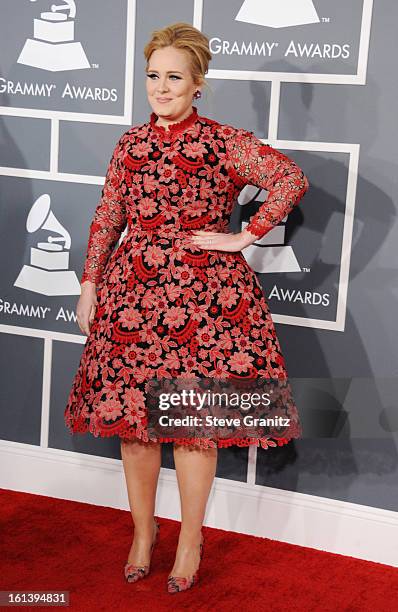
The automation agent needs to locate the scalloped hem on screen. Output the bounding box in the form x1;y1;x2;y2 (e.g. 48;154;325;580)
64;415;299;450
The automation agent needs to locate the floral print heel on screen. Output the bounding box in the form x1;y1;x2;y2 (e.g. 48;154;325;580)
167;532;205;593
124;519;160;583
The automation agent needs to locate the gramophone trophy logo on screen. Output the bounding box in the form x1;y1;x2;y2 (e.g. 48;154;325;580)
235;0;320;28
17;0;90;72
14;194;81;296
238;185;301;274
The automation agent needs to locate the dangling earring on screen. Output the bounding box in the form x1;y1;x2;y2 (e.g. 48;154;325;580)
193;90;202;100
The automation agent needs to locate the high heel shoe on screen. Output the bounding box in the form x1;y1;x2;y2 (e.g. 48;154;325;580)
124;519;160;583
167;532;205;593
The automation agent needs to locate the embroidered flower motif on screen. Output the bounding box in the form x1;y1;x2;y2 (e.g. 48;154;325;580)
182;141;208;158
118;307;143;330
130;140;153;157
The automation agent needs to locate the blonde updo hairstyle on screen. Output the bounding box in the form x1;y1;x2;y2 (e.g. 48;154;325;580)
143;22;212;94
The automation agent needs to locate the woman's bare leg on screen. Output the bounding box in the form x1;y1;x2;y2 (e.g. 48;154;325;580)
120;438;161;564
169;444;217;576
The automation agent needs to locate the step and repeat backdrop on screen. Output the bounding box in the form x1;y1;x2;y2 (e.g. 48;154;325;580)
1;1;397;514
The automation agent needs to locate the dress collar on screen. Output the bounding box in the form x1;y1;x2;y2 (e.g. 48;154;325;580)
149;106;199;137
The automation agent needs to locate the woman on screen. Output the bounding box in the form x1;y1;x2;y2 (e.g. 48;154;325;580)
64;22;309;593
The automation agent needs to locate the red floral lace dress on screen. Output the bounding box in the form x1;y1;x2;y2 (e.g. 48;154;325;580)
64;106;309;449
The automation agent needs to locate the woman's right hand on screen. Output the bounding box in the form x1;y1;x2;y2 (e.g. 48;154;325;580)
77;281;98;336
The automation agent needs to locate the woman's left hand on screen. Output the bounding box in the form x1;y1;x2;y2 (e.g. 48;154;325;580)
189;230;241;252
188;230;255;252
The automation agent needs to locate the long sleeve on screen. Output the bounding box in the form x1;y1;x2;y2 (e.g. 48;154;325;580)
80;135;128;285
225;129;309;239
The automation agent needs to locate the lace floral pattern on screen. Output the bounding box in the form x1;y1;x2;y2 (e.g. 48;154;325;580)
225;131;309;238
80;137;129;285
65;106;309;449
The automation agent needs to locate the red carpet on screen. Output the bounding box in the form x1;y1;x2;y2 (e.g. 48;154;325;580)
1;488;397;611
